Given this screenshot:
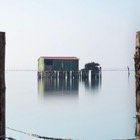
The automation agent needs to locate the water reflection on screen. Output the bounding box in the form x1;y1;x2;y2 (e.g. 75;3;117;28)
6;71;135;139
38;76;102;98
38;78;79;98
81;76;102;92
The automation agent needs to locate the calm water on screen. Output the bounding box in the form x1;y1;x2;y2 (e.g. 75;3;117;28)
6;71;136;140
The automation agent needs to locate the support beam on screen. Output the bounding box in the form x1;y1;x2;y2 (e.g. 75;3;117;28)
0;32;6;140
135;31;140;140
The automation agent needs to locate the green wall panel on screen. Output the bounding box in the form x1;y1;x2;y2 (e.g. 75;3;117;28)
38;58;44;72
38;58;79;72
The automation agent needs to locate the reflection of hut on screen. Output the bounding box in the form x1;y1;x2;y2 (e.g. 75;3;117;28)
38;78;79;98
38;56;79;78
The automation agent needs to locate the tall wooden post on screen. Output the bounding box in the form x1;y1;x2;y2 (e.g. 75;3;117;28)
0;32;6;140
135;31;140;140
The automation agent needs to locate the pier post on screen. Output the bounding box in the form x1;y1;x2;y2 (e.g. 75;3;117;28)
67;71;70;79
135;31;140;140
0;32;6;140
81;69;89;79
91;70;96;78
59;71;65;79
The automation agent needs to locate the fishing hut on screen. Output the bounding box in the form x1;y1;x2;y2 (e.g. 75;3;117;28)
81;62;101;79
38;56;79;79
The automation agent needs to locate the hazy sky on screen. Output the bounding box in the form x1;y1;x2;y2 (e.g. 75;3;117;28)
0;0;140;70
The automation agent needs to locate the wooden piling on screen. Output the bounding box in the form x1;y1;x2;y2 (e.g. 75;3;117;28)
67;71;70;79
0;32;6;140
135;31;140;140
81;69;89;79
73;71;80;79
59;71;65;79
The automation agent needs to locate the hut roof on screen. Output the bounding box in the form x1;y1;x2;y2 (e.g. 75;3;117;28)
39;56;79;60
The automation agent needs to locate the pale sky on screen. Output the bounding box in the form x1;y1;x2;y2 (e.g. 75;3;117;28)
0;0;140;70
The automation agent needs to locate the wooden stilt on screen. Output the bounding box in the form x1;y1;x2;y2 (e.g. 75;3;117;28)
0;32;6;140
135;31;140;140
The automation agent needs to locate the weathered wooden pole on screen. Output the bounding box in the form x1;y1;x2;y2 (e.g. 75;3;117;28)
135;31;140;140
0;32;6;140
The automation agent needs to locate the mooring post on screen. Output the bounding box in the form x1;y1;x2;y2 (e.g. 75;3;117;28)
0;32;6;140
135;31;140;140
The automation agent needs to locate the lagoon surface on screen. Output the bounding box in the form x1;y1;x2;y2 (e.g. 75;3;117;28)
6;71;136;140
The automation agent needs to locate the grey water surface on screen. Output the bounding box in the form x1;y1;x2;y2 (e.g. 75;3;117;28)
6;71;136;140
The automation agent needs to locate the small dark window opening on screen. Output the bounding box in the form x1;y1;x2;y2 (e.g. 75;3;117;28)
45;60;53;65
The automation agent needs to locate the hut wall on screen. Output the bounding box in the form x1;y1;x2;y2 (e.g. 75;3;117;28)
44;59;79;71
38;57;44;72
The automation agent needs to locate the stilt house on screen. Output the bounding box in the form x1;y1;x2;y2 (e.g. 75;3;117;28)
38;56;79;72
